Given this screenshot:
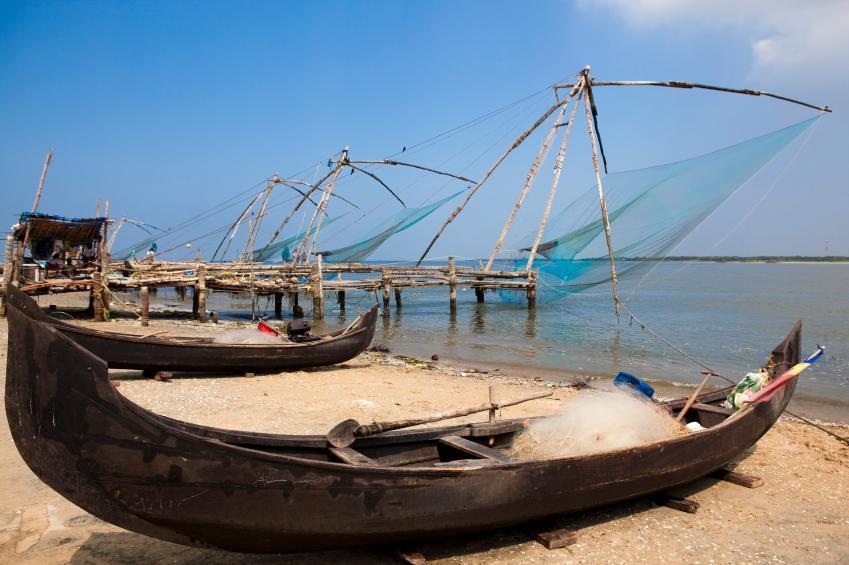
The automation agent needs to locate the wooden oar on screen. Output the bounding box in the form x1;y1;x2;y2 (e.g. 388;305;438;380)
327;390;553;448
675;370;720;423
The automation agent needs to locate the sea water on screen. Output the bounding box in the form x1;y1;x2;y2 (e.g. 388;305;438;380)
156;262;849;406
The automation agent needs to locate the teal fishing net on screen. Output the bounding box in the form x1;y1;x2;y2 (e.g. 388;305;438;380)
499;117;818;302
321;191;463;263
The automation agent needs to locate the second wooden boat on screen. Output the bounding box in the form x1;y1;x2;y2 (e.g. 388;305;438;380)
4;283;377;372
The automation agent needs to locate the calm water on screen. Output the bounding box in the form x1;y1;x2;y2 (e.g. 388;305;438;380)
159;263;849;405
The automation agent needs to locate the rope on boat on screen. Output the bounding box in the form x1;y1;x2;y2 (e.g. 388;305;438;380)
619;302;849;446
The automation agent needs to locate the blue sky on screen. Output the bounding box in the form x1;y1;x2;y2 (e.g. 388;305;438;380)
1;0;846;260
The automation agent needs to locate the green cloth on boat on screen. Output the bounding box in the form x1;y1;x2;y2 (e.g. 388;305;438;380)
726;369;771;410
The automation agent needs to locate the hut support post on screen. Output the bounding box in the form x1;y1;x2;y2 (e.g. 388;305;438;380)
312;253;324;320
448;256;457;314
274;293;283;319
1;235;14;317
140;286;150;327
581;69;620;318
98;219;110;320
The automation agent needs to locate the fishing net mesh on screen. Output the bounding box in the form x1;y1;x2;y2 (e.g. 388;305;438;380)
498;117;818;303
320;191;463;263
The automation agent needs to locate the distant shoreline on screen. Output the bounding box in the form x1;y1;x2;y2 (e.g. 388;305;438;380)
627;256;849;264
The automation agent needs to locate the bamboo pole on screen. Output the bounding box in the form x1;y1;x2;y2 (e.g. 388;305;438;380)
675;371;720;423
244;179;275;260
32;149;53;212
569;80;831;113
484;96;572;271
581;69;620;319
305;148;348;262
296;148;347;264
259;167;337;257
526;79;584;271
416;96;571;266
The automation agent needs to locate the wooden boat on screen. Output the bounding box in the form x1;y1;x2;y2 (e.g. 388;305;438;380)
4;283;377;372
5;297;801;553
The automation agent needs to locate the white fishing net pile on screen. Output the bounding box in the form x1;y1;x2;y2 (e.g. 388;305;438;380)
509;387;686;459
212;328;283;345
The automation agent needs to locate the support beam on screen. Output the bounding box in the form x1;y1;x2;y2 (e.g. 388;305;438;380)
394;286;402;309
336;272;345;311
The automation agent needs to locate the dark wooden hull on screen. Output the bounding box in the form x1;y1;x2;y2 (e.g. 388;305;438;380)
5;284;377;371
4;299;801;554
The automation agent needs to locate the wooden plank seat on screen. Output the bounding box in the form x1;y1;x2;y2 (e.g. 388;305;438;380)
329;447;378;466
438;435;513;462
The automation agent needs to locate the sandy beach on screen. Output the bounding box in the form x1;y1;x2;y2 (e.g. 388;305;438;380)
1;306;848;564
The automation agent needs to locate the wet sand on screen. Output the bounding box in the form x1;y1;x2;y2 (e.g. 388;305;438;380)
1;304;848;563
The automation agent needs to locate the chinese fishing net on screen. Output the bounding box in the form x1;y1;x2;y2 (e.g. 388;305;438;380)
320;191;463;263
498;117;818;303
252;215;344;262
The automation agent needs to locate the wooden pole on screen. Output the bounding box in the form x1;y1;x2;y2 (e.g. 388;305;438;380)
484;98;571;271
196;264;207;322
675;371;719;423
488;385;498;423
581;68;620;319
448;256;457;314
92;271;105;321
382;281;391;316
311;253;324;319
140;286;150;327
417;96;572;266
336;272;345;311
1;234;14;317
99;217;110;318
526;79;584;271
527;270;537;309
394;286;402;309
274;292;283;319
32;149;53;212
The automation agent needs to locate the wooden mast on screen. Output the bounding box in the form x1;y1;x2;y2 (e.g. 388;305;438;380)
580;66;620;318
525;77;584;272
32;149;53;212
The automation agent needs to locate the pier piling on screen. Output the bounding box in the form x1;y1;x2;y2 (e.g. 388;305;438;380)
140;286;150;327
448;256;457;314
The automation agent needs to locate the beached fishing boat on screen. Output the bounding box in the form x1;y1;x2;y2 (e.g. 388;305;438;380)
4;283;377;372
5;295;802;553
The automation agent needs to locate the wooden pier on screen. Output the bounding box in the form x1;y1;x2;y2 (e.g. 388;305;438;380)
2;256;537;322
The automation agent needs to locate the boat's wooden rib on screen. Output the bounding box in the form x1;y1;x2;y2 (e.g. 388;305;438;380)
4;283;377;372
4;295;801;553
